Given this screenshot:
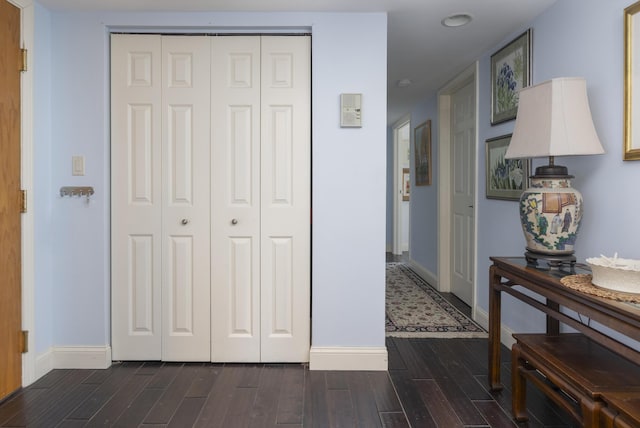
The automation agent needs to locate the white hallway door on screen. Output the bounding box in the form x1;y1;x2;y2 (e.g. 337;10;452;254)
450;78;476;306
111;34;310;363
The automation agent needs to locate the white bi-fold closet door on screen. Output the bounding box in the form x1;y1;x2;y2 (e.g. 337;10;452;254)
110;34;310;363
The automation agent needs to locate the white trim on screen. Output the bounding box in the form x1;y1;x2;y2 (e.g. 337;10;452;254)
436;62;478;313
35;349;54;380
309;346;388;371
35;346;113;378
392;115;411;256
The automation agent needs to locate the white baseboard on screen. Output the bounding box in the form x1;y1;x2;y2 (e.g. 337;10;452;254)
474;306;489;330
35;348;54;380
408;259;438;289
36;346;112;377
309;346;388;371
473;307;516;349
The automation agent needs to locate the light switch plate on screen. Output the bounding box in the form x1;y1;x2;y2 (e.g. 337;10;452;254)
72;156;85;176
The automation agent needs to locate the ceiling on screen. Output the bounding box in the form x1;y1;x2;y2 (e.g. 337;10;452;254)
37;0;557;126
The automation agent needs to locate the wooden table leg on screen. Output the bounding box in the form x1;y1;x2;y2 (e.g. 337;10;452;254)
546;300;560;335
488;265;503;391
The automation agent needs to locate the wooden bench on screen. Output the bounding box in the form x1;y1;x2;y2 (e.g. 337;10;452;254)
599;392;640;428
512;333;640;427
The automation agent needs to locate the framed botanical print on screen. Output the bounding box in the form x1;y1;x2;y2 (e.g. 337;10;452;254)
485;134;530;200
414;120;431;186
490;29;532;125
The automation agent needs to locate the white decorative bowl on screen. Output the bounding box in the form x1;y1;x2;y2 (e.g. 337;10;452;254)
586;255;640;294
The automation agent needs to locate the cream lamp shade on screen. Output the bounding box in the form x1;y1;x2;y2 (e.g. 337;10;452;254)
505;77;604;160
503;77;604;268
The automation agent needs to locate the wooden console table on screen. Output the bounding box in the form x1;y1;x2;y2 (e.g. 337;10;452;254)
488;257;640;391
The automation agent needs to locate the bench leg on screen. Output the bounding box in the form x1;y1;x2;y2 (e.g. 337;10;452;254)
511;343;529;422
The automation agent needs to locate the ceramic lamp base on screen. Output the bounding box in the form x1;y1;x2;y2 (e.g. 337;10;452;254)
518;168;583;257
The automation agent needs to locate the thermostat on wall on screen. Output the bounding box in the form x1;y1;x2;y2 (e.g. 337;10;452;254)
340;93;362;128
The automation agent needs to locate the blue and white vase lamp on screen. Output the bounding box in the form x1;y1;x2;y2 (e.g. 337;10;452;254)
505;77;604;268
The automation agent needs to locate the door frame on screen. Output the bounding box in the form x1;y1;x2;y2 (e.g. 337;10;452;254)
7;0;36;387
436;62;478;316
392;114;410;256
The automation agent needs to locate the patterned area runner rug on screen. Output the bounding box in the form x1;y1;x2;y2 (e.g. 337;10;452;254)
386;262;488;338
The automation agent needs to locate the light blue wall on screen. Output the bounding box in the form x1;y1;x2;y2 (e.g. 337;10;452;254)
407;0;640;336
33;8;387;354
409;98;439;275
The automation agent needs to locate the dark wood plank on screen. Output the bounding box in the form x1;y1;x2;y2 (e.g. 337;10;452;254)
307;371;330;428
379;411;411;428
145;362;183;389
0;388;45;425
248;364;282;428
85;373;151;427
388;369;436;427
185;364;222;398
111;388;164;427
168;397;206;427
220;384;257;427
68;363;143;420
28;382;97;428
194;365;243;428
276;364;304;425
412;340;487;425
27;369;73;389
237;363;264;388
5;370;93;426
428;339;492;400
345;372;383;428
327;389;355;428
326;371;349;390
473;400;518;428
386;337;407;371
144;363;203;424
367;371;402;413
390;338;432;379
414;379;464;428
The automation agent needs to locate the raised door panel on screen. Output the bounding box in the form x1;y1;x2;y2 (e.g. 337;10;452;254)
111;34;162;360
211;36;261;362
161;36;211;361
450;80;475;306
260;36;311;362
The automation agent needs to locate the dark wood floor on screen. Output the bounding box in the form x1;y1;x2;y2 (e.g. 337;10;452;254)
0;255;575;427
0;339;574;427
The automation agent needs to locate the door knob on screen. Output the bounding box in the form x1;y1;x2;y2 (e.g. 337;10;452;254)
231;218;238;225
181;218;189;225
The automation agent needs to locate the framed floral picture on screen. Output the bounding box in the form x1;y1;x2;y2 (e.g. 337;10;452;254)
414;120;431;186
490;29;531;125
485;134;530;200
402;168;410;201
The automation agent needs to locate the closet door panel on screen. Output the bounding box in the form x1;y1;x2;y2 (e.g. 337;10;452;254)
111;34;162;360
211;36;261;362
260;36;311;362
161;36;211;361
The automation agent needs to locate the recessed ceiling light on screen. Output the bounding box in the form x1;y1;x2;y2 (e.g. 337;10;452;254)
397;78;412;88
442;13;473;28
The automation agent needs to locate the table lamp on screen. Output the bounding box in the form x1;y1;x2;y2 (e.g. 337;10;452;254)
505;77;605;268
